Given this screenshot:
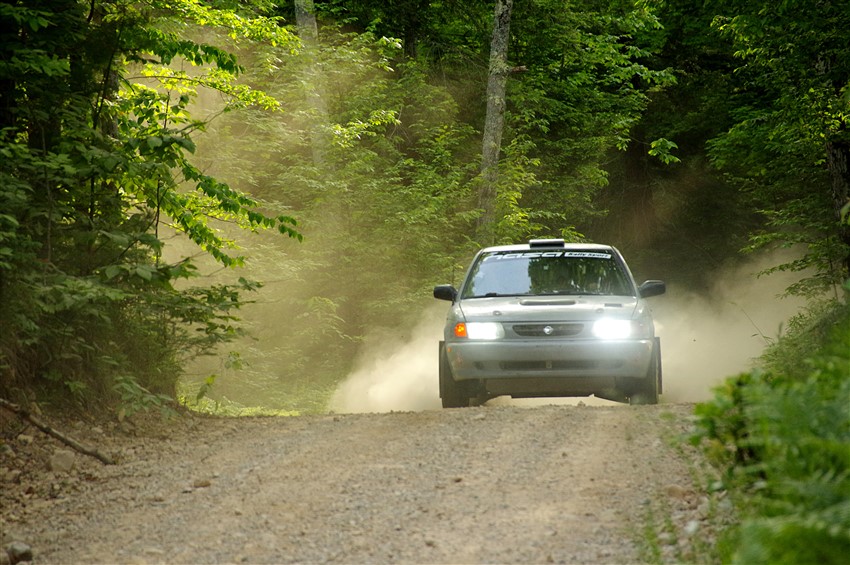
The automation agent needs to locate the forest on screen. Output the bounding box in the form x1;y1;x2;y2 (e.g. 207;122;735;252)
1;0;848;562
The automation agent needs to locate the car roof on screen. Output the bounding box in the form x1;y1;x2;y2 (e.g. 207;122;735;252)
479;240;618;253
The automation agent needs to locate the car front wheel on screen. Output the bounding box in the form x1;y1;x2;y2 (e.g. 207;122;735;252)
439;342;468;408
630;338;661;405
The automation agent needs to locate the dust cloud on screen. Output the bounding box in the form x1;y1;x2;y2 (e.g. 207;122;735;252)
653;252;807;402
328;305;446;413
330;251;807;413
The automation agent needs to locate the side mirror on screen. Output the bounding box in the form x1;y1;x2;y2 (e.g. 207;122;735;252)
433;284;458;302
638;280;666;298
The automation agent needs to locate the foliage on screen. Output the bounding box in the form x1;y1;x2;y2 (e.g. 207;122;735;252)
184;29;484;398
0;0;301;415
498;0;674;239
178;391;302;417
760;297;850;381
114;374;177;419
587;0;748;283
693;294;850;564
703;0;850;294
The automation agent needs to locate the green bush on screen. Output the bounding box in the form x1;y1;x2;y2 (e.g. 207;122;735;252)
694;297;850;564
761;298;850;381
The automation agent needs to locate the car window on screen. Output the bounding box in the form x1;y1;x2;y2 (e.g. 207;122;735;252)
462;250;633;298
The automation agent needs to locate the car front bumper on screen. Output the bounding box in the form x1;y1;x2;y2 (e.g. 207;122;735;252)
445;338;654;382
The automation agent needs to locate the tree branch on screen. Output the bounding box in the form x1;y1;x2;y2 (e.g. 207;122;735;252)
0;398;115;465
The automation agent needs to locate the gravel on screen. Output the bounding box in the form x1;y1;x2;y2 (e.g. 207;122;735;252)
1;402;728;564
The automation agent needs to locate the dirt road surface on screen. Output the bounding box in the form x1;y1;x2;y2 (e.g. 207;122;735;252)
1;402;725;564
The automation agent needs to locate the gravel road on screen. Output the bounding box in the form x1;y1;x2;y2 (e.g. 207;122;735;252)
1;402;726;564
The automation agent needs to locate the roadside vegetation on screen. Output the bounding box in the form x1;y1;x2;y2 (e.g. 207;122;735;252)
692;294;850;564
1;1;849;561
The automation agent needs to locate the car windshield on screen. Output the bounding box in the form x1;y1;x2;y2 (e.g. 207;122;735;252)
461;250;633;298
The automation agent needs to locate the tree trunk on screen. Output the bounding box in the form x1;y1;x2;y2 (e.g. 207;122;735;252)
826;138;850;279
477;0;513;243
294;0;328;165
294;0;318;42
621;130;658;249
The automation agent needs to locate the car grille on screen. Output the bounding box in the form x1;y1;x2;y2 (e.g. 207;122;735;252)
511;323;583;337
499;360;624;371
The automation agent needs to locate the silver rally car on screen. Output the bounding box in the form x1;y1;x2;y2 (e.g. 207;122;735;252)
433;239;666;408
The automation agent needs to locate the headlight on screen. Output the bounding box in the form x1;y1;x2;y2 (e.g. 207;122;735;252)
592;319;632;339
454;322;504;340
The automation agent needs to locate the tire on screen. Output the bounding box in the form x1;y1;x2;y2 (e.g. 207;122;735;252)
630;337;661;405
439;342;468;408
656;337;663;394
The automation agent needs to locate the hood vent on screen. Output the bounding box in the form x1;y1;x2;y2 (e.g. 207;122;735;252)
518;298;576;306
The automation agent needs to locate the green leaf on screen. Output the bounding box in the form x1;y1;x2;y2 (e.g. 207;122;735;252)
134;266;154;281
648;138;681;164
103;265;123;280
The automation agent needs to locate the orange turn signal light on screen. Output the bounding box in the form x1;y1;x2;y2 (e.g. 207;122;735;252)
454;323;468;338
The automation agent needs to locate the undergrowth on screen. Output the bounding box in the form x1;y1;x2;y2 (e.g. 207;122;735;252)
176;375;337;417
693;291;850;564
178;394;301;417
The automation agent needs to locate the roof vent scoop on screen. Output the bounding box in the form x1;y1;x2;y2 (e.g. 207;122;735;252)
528;238;566;248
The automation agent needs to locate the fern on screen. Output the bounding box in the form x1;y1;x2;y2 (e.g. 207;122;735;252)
696;301;850;564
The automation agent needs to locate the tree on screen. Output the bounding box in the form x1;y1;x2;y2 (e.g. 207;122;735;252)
0;0;301;412
703;0;850;294
492;0;672;244
294;0;330;164
587;0;752;284
477;0;513;242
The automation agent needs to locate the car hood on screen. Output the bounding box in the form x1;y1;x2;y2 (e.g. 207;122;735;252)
457;295;640;322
